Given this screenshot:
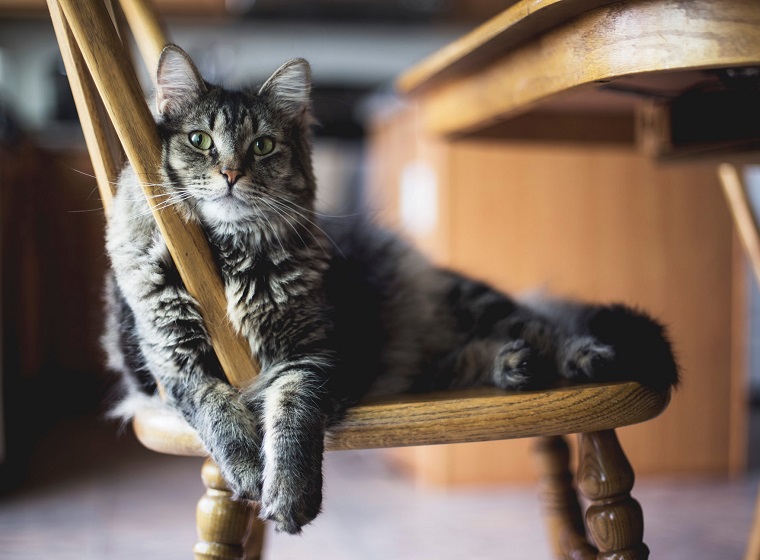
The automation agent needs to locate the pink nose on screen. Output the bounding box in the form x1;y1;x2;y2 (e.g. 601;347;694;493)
221;168;243;186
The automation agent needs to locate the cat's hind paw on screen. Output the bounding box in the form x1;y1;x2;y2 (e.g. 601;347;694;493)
492;339;548;390
561;336;615;382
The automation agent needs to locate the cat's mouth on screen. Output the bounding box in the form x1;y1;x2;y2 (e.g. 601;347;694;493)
204;188;254;217
213;187;247;205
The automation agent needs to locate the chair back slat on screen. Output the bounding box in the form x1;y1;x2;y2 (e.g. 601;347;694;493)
48;0;122;215
720;163;760;285
117;0;167;80
49;0;260;388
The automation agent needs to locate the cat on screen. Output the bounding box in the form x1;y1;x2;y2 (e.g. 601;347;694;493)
103;44;679;534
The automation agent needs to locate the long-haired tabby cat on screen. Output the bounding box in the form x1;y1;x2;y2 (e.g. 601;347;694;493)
104;44;678;534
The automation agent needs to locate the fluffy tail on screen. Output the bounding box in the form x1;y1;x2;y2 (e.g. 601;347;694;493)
586;304;680;392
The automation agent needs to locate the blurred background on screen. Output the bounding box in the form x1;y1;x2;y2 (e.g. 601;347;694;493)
0;0;758;558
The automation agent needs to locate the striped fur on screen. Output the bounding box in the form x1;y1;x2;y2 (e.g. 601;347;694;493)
103;45;678;534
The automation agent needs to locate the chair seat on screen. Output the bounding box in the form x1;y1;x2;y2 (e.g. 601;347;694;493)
133;381;669;457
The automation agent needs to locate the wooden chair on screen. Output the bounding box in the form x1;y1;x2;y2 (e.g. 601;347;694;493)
47;0;671;558
719;164;760;560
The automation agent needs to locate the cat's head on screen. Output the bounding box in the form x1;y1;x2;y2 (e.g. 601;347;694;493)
155;45;315;228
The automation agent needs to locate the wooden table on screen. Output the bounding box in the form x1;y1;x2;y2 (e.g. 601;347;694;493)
397;0;760;159
391;2;760;557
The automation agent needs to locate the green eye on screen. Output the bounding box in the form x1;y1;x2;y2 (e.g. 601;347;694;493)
188;131;213;150
252;136;275;156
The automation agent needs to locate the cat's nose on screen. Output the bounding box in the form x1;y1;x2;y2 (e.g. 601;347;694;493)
220;167;243;187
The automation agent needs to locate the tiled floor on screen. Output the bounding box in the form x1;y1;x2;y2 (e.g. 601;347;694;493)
0;413;757;560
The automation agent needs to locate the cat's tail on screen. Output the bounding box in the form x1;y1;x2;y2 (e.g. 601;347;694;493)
585;304;680;393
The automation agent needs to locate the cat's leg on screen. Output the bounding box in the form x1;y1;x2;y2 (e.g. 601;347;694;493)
108;228;263;500
434;276;561;390
245;361;328;534
423;317;558;392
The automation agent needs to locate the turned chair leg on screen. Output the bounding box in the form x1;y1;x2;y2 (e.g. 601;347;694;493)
194;459;267;560
534;436;597;560
747;490;760;560
577;430;649;560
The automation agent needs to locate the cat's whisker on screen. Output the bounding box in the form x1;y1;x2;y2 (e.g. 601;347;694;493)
251;198;288;255
266;197;345;259
68;207;107;214
63;166;184;191
258;198;311;256
131;193;195;220
271;196;366;220
262;198;332;259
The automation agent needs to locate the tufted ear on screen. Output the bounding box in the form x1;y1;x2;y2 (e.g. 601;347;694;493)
156;45;206;116
258;58;312;120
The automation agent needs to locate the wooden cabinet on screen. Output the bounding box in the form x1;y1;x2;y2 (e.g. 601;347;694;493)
367;104;745;484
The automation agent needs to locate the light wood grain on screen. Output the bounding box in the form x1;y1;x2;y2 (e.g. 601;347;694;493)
718;166;760;560
194;459;259;560
747;487;760;560
399;0;760;136
4;0;227;16
397;0;619;94
118;0;167;78
54;0;259;389
720;164;760;286
48;0;122;215
133;382;669;457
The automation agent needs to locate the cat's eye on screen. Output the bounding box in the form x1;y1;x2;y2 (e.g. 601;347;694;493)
188;131;213;150
252;136;275;156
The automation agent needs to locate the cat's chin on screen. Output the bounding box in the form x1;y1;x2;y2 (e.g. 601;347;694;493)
198;196;257;227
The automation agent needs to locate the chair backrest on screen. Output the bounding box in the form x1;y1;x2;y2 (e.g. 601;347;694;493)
47;0;260;388
720;163;760;285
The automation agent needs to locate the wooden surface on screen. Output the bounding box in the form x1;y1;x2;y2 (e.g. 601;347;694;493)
133;382;669;457
717;166;760;560
48;0;121;215
52;0;259;389
367;104;739;484
721;165;760;286
748;488;760;560
398;0;760;137
578;431;649;559
194;459;260;560
118;0;167;78
397;0;618;94
4;0;227;17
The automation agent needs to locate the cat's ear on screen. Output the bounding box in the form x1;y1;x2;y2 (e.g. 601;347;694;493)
156;45;206;115
259;58;312;121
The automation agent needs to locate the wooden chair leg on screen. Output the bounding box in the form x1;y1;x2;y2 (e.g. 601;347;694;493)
243;503;267;560
534;436;597;560
194;459;266;560
577;430;649;560
747;490;760;560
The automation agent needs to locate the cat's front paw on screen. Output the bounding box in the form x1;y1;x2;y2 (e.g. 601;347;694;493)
207;437;264;501
492;339;548;390
561;336;615;382
260;464;322;534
